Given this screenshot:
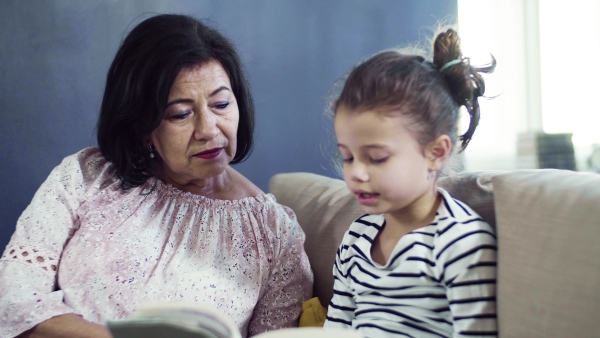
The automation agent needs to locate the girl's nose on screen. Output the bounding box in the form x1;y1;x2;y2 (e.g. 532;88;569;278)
348;162;369;183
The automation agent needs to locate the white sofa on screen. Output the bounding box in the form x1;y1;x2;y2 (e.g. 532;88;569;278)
269;169;600;337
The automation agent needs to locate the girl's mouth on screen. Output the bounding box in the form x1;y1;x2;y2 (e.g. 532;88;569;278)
356;192;379;206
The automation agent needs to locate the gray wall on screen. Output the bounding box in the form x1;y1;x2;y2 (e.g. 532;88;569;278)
0;0;457;249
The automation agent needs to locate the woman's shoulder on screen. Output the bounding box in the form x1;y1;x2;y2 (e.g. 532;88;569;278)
50;147;112;180
59;147;117;185
222;168;297;222
226;166;264;199
59;146;106;168
224;170;302;235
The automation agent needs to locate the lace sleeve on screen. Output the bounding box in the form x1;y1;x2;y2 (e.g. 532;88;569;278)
0;147;105;337
247;204;313;336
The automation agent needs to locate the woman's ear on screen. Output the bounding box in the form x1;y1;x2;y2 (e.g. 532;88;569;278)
426;135;452;170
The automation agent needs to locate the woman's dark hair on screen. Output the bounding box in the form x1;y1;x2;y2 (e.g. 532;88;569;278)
97;14;255;189
333;28;495;153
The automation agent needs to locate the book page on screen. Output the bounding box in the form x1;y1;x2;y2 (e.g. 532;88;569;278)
255;327;363;338
107;302;241;338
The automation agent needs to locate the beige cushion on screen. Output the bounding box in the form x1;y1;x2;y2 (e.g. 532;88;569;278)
492;169;600;337
269;171;497;307
270;173;363;307
438;170;500;229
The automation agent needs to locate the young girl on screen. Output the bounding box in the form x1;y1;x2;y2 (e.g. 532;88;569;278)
323;28;497;337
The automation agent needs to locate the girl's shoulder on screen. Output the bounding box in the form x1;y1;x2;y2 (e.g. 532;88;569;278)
339;213;384;244
433;187;497;255
435;187;495;238
436;187;492;228
351;213;384;230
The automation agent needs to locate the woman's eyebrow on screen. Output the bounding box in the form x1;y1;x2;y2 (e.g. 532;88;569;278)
165;98;193;107
165;86;231;107
209;86;230;97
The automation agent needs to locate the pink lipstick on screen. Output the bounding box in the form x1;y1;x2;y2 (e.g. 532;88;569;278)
194;148;222;160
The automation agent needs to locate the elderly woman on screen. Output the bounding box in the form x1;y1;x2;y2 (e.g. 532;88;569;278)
0;14;313;338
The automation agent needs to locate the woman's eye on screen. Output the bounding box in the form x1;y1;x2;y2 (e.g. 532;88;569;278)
214;102;229;109
170;111;192;120
342;157;353;163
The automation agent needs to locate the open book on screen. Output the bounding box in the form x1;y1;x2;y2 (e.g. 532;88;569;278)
106;302;362;338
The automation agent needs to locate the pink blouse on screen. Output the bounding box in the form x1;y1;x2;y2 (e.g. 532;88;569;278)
0;147;313;338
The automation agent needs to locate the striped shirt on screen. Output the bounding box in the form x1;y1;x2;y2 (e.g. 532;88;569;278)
324;188;497;338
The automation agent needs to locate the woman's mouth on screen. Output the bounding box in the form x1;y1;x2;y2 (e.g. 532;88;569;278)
194;148;223;160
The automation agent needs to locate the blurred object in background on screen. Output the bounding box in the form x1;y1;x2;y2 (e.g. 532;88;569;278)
517;132;576;170
458;0;600;172
588;144;600;173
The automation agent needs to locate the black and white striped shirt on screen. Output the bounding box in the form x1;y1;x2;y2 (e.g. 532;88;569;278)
324;188;497;338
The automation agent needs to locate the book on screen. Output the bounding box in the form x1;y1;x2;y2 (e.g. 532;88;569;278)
106;302;361;338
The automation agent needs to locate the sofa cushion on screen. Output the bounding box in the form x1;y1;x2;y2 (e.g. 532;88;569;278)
269;172;363;307
492;169;600;337
438;170;500;229
269;171;498;307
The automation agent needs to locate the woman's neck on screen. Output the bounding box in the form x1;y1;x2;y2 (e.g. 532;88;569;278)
157;167;230;198
157;166;262;200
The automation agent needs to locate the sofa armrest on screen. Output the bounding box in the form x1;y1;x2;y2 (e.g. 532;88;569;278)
492;169;600;337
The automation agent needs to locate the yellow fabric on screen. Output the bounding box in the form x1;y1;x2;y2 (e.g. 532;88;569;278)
299;297;327;327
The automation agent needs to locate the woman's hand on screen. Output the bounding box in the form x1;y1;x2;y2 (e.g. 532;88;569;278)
17;314;112;338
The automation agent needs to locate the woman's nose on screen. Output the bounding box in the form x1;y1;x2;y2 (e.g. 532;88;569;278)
193;109;219;141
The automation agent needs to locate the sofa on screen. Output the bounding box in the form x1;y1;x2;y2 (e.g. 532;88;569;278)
269;169;600;337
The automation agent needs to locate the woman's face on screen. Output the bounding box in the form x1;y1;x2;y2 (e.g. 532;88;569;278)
149;60;239;189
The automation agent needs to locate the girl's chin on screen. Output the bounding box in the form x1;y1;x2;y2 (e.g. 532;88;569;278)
358;203;384;215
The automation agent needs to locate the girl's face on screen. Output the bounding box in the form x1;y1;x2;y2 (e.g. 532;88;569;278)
335;107;438;219
148;60;239;190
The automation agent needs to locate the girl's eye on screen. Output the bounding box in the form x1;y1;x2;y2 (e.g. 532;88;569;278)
342;157;353;163
370;157;388;164
214;102;229;109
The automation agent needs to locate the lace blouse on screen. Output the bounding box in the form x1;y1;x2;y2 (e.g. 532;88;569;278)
0;147;313;337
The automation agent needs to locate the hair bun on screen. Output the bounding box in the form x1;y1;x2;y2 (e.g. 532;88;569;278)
433;28;463;66
433;28;496;150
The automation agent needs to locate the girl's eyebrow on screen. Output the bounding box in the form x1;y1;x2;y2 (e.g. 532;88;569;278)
165;86;231;107
337;143;389;151
362;144;387;149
